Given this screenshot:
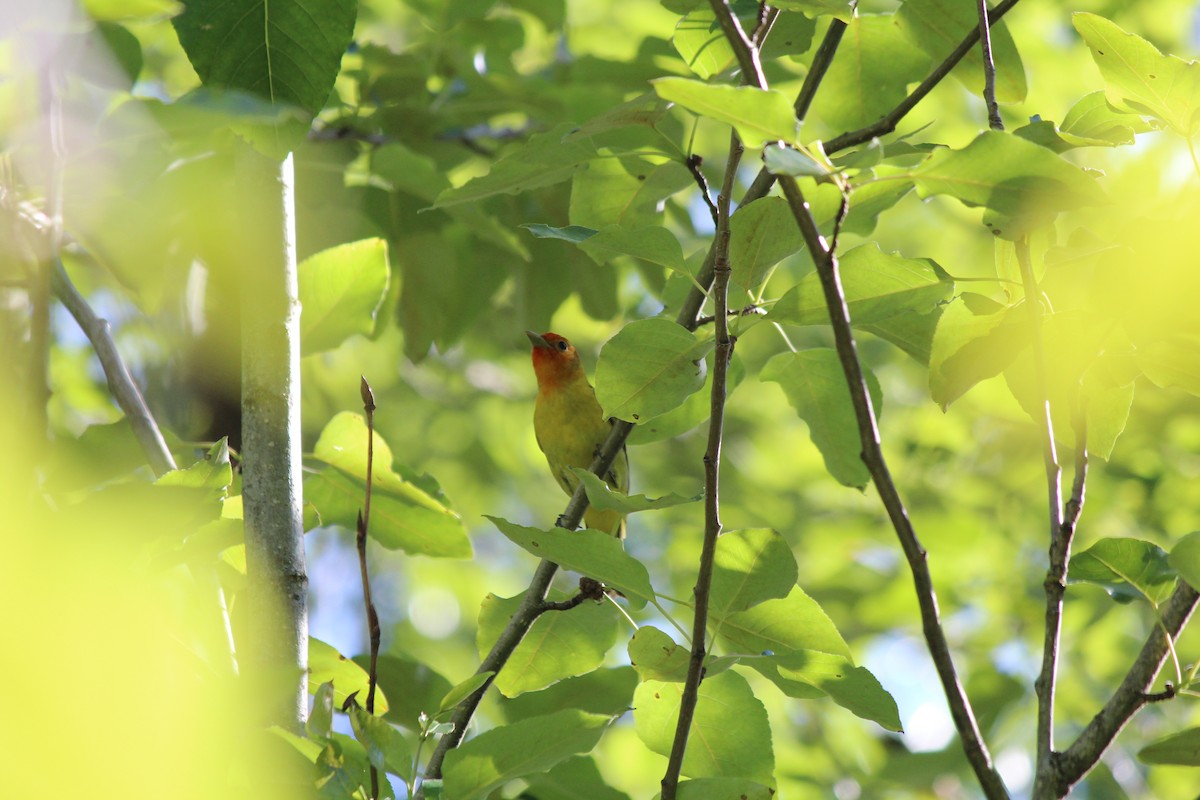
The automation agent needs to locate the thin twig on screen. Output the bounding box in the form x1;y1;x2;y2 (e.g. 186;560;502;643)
824;0;1023;153
357;377;382;799
751;4;779;45
1019;236;1066;798
1052;582;1200;795
661;129;742;800
686;154;719;228
777;174;1009;799
976;0;1004;129
795;19;848;121
51;262;178;477
695;303;765;326
707;0;766;87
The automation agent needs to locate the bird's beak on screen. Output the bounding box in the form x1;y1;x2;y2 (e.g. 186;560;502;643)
525;330;551;349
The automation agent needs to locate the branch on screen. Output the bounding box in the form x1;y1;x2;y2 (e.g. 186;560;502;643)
686;154;719;228
976;0;1004;129
357;377;382;799
661;128;742;800
1052;582;1200;795
1017;237;1066;796
776;174;1009;799
707;0;766;88
824;0;1023;153
51;262;178;477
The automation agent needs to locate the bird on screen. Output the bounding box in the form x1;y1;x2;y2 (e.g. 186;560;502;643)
526;330;630;538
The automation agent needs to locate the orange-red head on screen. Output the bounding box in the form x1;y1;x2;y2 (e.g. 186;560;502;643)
526;331;585;390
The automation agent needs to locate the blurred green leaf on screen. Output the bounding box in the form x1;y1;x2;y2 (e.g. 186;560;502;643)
349;706;414;781
929;295;1028;408
1061;91;1153;144
309;638;390;715
308;681;335;741
1170;532;1200;593
478;590;618;696
352;654;453;731
761;348;882;488
672;8;735;79
633;671;775;783
595;319;713;423
523;756;632;800
442;710;613;800
1069;538;1177;605
84;0;180;21
771;0;852;21
675;779;777;799
298;239;390;356
488;517;655;608
1137;726;1200;766
439;672;497;715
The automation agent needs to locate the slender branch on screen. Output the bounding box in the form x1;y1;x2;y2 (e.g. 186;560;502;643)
686;154;719;228
776;174;1009;799
824;0;1023;153
707;0;766;88
1017;236;1066;798
976;0;1004;129
356;378;382;799
661;129;742;800
695;303;765;326
52;262;178;477
1052;582;1200;795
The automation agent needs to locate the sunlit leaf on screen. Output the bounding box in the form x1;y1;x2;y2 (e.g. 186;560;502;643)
309;637;390;715
628;626;691;682
929;295;1028;408
1169;532;1200;593
728;196;806;291
299;239;390;356
772;649;901;731
653;78;797;148
672;8;735;79
717;585;852;659
504;668;638;723
710;529;798;616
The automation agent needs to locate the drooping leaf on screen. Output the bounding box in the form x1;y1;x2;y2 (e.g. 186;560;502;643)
652;78;797;148
896;0;1027;103
760;348;882;489
1073;12;1200;137
1068;537;1177;605
634;671;775;784
172;0;355;118
488;517;655;608
771;649;902;731
441;710;613;800
595;319;713;423
569;469;702;515
717;584;852;660
298;239;390;356
478;590;618;696
710;529;799;617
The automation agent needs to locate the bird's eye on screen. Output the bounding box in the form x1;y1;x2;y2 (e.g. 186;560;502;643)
556;340;568;351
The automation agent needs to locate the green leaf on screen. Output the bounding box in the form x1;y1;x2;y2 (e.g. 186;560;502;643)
566;93;673;139
762;144;832;179
434;124;597;208
771;0;852;22
579;225;689;275
710;529;798;617
488;517;655;609
441;710;613;800
1136;337;1200;396
772;650;902;731
84;0;181;21
1170;532;1200;593
1060;91;1153;144
633;671;775;784
569;153;693;229
352;654;453;731
652;78;797;148
298;239;390;356
155;438;232;493
349;706;414;781
523;224;599;244
569;469;701;515
929;295;1028;408
806;15;931;132
172;0;355;118
858;307;944;364
503;667;638;723
672;8;735;80
628;352;746;445
1069;537;1177;605
1073;12;1200;137
308;681;335;740
911;130;1103;238
728;196;806;291
307;412;470;558
595;319;713;423
675;779;777;800
1137;726;1200;766
896;0;1027;103
717;584;852;660
317;733;397;800
523;756;632;800
309;637;390;715
760;348;882;489
439;672;497;715
769;242;953;326
478;590;618;696
628;626;691;682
